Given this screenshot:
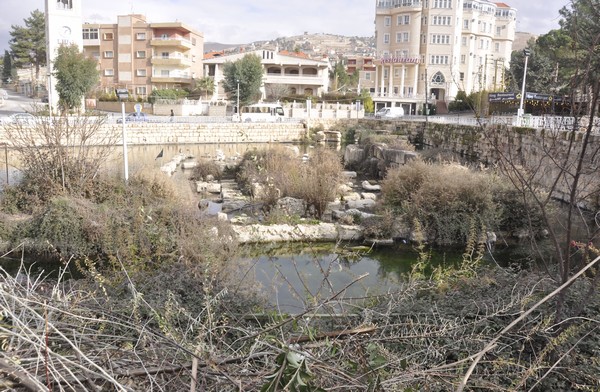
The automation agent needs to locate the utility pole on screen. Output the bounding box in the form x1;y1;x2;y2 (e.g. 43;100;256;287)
518;49;531;125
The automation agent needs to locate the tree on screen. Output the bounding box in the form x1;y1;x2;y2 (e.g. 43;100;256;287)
53;44;99;111
222;54;263;108
1;51;12;83
193;76;215;100
9;10;46;86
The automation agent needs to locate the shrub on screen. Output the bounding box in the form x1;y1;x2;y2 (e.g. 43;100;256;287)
236;145;343;219
382;160;500;245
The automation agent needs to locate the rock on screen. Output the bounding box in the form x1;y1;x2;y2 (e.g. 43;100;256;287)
181;161;198;169
222;199;248;213
342;171;358;179
205;174;215;182
217;212;228;221
231;223;363;244
341;192;362;201
361;192;377;200
275;197;306;217
343;145;365;166
364;238;395;246
345;199;377;210
338;184;353;194
361;180;381;191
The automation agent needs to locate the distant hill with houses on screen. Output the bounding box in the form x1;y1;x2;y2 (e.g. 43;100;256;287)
205;33;376;60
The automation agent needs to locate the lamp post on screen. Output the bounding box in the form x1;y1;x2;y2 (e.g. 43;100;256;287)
29;50;35;97
236;79;240;122
518;49;531;125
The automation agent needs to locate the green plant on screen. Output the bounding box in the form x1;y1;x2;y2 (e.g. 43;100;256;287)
261;349;325;392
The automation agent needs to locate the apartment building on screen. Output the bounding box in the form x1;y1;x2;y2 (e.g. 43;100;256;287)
373;0;516;114
203;49;330;102
82;14;204;99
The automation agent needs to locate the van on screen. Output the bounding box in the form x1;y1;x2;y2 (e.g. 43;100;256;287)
375;106;404;118
241;103;285;122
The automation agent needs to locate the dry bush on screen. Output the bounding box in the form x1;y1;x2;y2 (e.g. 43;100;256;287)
2;114;120;208
237;145;343;218
382;160;501;245
189;160;223;181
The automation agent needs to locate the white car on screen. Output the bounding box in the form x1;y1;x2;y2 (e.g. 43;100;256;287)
2;113;36;125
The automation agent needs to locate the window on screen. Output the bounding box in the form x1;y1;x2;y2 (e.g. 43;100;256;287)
136;69;147;77
384;16;391;27
82;28;99;40
431;71;446;83
192;37;197;46
103;51;114;58
432;16;451;25
495;42;500;52
461;54;466;63
430;55;449;65
104;69;114;76
403;32;409;42
383;33;390;44
462;37;467;46
463;20;469;29
91;51;100;60
422;16;427;25
459;72;464;81
103;32;113;40
397;14;410;25
57;0;73;9
161;52;169;59
433;0;452;8
365;73;371;81
431;34;450;44
496;26;502;36
161;70;170;76
136;32;146;40
136;86;147;95
136;51;146;58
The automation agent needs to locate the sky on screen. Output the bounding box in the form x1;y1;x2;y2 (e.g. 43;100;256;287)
0;0;569;54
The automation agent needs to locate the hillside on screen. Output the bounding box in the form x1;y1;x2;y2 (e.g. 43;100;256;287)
205;32;376;59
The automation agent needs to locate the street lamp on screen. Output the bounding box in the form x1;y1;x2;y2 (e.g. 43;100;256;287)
518;49;531;125
236;79;240;122
29;50;35;97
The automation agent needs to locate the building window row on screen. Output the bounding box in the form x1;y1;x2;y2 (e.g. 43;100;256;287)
432;15;451;25
136;32;146;40
431;34;450;44
430;55;449;65
433;0;451;8
103;51;114;58
82;28;98;40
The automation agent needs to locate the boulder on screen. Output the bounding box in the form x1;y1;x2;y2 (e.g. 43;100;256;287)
275;197;306;217
361;180;381;191
345;199;377;210
342;171;358;179
341;192;362;201
343;145;365;167
361;192;378;200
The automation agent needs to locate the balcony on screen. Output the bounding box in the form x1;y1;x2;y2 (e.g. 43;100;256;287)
151;76;193;84
151;55;192;67
264;73;323;85
150;35;193;50
376;0;422;12
83;38;100;47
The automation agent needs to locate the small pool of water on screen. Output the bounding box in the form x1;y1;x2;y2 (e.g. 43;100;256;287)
237;243;462;313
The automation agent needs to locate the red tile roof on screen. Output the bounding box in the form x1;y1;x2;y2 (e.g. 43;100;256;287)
493;2;511;7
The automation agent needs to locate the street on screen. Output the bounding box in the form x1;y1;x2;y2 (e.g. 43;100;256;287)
0;88;43;116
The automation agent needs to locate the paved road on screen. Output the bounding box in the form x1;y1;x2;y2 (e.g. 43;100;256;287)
0;88;42;116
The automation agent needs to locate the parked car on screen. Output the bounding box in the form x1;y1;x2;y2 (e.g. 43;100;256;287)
375;106;404;119
1;112;36;125
117;112;148;123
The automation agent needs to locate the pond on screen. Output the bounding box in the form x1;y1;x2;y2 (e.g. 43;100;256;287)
236;243;464;313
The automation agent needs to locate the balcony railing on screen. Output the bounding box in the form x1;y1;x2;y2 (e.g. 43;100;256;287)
150;35;192;50
376;0;422;9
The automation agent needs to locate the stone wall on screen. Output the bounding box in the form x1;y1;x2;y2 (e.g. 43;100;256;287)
368;120;600;207
0;122;307;146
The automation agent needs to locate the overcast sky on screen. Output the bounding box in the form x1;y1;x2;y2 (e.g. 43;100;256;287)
0;0;569;54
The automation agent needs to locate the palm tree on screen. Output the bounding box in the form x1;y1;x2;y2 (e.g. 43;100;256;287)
194;76;215;100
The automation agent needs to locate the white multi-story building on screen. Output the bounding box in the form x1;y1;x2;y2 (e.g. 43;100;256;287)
203;49;330;102
372;0;516;114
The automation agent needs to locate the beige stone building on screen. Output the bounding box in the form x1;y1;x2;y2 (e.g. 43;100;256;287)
82;14;204;99
203;49;330;102
373;0;516;114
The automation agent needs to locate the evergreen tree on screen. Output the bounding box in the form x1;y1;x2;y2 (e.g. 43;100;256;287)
222;54;263;108
9;10;46;84
53;44;99;111
1;51;12;83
